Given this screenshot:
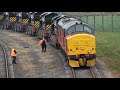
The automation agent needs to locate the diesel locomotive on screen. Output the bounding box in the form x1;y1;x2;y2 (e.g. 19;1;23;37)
49;16;96;67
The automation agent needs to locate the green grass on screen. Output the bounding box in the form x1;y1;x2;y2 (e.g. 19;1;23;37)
95;31;120;76
80;15;120;32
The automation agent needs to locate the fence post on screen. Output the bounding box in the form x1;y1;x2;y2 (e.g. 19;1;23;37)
94;16;95;30
102;15;104;31
111;14;113;32
86;15;88;23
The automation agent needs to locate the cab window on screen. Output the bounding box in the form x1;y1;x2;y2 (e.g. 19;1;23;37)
76;24;83;32
67;26;75;35
65;24;94;36
83;25;93;34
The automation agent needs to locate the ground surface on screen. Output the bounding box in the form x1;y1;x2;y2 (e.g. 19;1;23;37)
0;29;114;78
0;30;72;78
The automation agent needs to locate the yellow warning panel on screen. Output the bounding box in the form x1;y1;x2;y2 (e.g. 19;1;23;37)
46;24;52;30
46;24;50;28
69;60;80;67
22;19;29;24
9;17;16;22
0;15;3;20
34;21;40;28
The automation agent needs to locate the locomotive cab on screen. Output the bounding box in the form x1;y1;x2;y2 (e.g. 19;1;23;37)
8;12;17;29
22;12;29;25
34;12;43;28
66;24;96;67
57;17;96;67
37;12;58;40
9;12;16;23
51;14;67;35
39;12;58;29
20;12;29;32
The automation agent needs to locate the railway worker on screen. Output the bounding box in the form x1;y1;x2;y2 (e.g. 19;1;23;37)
39;38;47;52
11;47;17;64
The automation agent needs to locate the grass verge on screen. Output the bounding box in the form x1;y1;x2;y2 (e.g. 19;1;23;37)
95;31;120;77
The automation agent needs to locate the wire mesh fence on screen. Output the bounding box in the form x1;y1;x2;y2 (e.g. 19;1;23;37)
79;14;120;32
57;12;120;32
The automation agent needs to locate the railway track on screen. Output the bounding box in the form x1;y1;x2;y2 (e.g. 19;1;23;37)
49;43;98;78
0;42;9;78
71;67;96;78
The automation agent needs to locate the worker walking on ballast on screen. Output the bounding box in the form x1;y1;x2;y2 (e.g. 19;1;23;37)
39;38;47;52
11;47;17;64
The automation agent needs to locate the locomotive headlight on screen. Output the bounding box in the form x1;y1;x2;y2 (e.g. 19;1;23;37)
70;49;74;52
88;50;91;54
72;49;74;52
80;47;84;50
76;47;79;50
91;48;94;50
70;49;72;51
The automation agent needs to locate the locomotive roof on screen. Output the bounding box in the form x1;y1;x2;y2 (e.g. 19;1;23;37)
9;12;16;14
52;14;66;20
52;14;61;20
0;12;3;15
22;12;28;15
58;17;82;30
34;12;44;16
40;12;52;17
9;12;16;16
52;14;67;21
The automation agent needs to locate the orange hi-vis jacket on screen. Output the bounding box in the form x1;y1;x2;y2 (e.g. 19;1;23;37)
39;40;43;45
11;48;17;56
39;39;46;46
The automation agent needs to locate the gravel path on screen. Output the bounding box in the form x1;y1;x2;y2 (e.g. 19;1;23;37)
0;30;71;78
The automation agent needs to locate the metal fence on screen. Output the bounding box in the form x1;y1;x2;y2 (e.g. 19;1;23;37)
57;12;120;32
79;14;120;32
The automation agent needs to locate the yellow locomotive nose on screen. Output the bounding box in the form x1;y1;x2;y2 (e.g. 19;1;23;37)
67;34;96;55
67;34;96;67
